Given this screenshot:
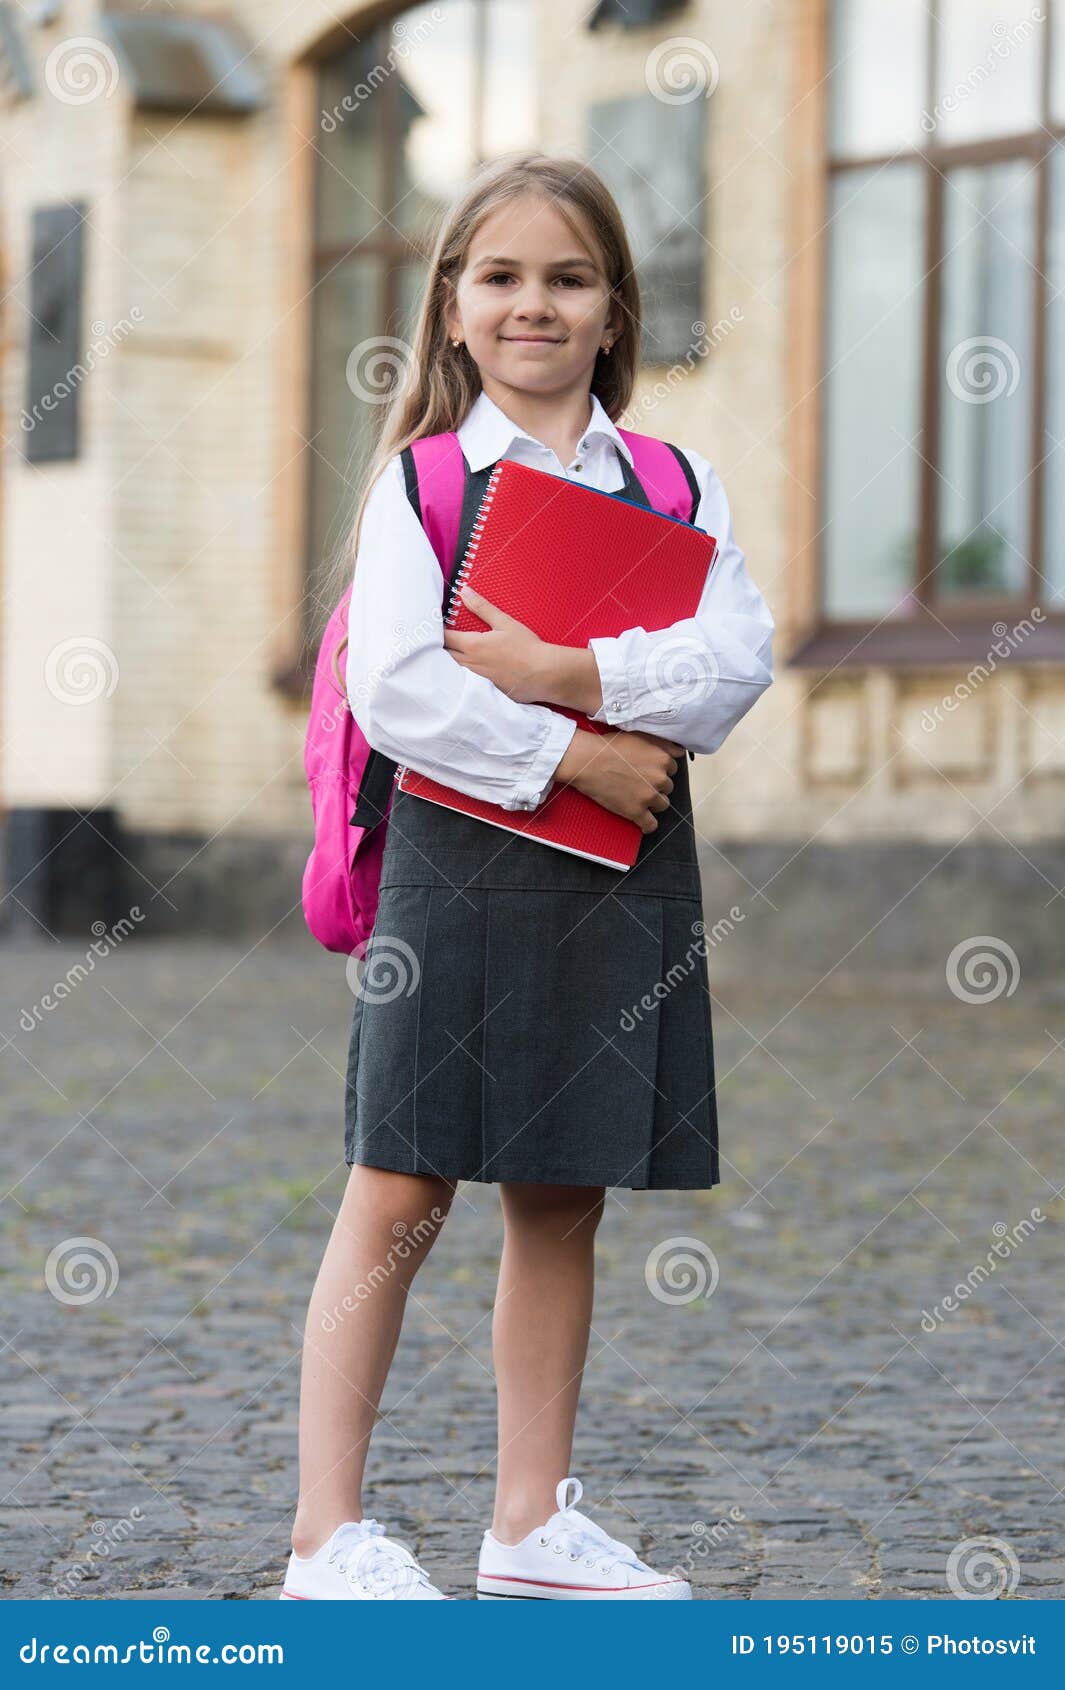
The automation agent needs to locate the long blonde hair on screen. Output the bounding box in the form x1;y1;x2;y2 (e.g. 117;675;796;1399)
322;150;644;691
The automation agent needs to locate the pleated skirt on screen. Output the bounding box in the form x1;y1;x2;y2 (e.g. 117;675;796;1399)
344;753;719;1190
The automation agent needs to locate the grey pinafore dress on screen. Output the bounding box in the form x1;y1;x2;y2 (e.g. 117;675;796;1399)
344;447;719;1191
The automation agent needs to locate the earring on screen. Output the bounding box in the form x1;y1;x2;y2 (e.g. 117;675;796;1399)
451;338;463;349
601;341;613;355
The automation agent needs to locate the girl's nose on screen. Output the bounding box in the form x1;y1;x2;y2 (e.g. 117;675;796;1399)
511;289;555;318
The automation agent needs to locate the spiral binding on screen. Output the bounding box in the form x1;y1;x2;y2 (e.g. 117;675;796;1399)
443;462;504;628
395;464;506;791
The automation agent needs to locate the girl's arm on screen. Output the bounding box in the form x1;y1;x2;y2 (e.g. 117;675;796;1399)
345;457;577;813
544;452;775;755
443;454;775;755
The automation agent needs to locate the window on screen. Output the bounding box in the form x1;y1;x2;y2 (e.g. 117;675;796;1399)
818;0;1060;645
304;2;535;641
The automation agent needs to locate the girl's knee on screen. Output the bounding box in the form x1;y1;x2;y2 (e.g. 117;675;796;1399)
346;1164;456;1238
501;1181;605;1241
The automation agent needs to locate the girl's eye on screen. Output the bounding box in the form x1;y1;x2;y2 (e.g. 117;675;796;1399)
484;273;585;288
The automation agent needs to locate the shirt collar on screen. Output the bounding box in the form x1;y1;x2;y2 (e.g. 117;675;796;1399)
456;388;634;473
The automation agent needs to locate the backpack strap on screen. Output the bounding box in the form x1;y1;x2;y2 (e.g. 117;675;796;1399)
404;432;467;574
352;433;471;830
615;429;700;525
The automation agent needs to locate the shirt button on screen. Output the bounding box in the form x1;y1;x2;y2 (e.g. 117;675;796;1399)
573;463;582;473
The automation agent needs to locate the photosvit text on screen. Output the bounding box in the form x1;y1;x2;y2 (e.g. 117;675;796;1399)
730;1634;1036;1656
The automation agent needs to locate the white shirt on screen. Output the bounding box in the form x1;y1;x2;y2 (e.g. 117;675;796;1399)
346;389;775;812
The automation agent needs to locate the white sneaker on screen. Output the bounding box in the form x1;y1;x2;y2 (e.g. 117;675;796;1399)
477;1477;692;1600
281;1518;449;1600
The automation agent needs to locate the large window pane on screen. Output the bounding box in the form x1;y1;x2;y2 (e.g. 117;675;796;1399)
483;1;538;155
1043;149;1065;600
306;258;381;637
390;260;431;344
934;0;1043;143
822;165;925;619
317;40;390;247
1053;1;1065;122
394;2;479;230
829;0;927;157
937;163;1035;601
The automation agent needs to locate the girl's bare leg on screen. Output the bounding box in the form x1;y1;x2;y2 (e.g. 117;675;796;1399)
291;1163;455;1556
490;1181;605;1542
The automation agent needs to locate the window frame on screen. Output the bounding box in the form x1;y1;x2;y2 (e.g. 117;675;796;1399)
791;0;1065;668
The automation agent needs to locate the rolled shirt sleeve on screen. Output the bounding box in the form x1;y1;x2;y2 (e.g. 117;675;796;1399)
345;457;577;812
586;451;775;754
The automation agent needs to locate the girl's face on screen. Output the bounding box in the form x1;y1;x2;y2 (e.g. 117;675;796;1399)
445;195;623;399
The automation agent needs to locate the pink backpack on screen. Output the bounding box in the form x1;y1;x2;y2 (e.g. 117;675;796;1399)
301;428;700;955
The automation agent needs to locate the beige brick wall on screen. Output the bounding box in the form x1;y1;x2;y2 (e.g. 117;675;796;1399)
2;0;1061;849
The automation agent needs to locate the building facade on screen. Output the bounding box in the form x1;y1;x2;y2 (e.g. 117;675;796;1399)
1;0;1061;940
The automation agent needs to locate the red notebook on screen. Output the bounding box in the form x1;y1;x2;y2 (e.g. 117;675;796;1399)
398;460;717;870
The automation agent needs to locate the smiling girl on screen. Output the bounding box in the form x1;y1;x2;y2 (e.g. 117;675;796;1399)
281;152;774;1601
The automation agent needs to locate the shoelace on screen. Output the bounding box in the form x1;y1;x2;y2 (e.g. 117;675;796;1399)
538;1518;635;1574
327;1519;429;1597
537;1477;647;1576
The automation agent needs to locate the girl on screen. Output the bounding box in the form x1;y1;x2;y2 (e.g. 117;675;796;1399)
282;153;774;1601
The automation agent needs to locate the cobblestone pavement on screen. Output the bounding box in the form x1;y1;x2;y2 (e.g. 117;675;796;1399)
1;934;1061;1601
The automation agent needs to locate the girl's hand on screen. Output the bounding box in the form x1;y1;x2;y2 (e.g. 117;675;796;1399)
554;728;682;832
442;584;550;704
